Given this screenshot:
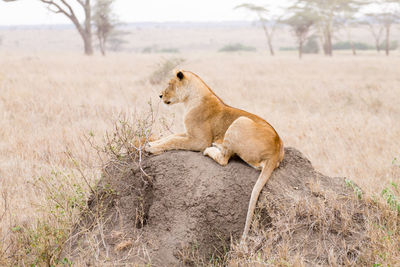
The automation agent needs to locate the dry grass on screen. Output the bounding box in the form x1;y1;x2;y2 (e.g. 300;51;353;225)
0;50;399;265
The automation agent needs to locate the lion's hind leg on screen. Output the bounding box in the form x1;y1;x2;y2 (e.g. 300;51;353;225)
203;144;232;166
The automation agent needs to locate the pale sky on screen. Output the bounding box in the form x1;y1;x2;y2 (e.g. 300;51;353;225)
0;0;285;25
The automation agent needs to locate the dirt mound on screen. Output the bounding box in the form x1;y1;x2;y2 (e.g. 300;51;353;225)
66;147;368;266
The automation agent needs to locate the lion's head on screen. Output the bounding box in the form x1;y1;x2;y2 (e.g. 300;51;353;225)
159;70;188;105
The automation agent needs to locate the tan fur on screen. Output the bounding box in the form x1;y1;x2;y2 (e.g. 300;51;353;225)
146;70;284;242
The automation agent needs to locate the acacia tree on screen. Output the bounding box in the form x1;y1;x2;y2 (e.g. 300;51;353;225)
283;9;315;58
380;12;398;55
92;0;117;55
3;0;93;55
295;0;365;56
363;0;399;55
340;7;363;56
343;19;358;55
235;3;281;56
363;13;385;52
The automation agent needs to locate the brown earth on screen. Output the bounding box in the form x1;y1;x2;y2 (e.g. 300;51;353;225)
66;147;369;266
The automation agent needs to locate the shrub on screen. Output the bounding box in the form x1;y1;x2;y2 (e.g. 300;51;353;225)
0;108;157;266
142;45;157;54
149;57;186;85
142;46;180;54
303;36;319;54
218;43;256;52
279;46;296;51
159;48;180;53
1;163;92;266
379;40;398;51
332;41;373;50
279;36;319;54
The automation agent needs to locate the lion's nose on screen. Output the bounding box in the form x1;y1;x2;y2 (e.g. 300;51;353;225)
159;95;163;99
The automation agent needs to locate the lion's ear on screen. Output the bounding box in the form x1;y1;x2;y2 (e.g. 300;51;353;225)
177;71;184;80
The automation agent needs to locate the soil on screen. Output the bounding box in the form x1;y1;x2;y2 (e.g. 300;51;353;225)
67;147;366;266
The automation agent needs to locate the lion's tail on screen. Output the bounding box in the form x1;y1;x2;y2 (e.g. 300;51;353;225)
241;152;281;242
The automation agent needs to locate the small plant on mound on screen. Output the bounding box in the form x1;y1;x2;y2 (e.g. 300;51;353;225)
381;182;400;213
177;237;231;266
218;43;256;52
345;178;363;199
380;158;400;213
101;110;155;162
63;107;157;265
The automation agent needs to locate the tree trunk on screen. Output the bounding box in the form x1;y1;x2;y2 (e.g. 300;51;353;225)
321;21;333;57
350;41;356;56
323;42;328;55
99;36;106;56
326;31;332;56
385;25;390;56
299;40;303;59
261;22;274;56
53;0;93;56
318;34;325;55
4;0;94;55
368;24;383;53
346;27;356;56
83;0;93;55
100;44;105;56
322;32;330;56
267;36;275;56
83;35;93;55
376;39;381;52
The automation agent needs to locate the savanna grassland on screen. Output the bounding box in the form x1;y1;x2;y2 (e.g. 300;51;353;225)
0;24;400;265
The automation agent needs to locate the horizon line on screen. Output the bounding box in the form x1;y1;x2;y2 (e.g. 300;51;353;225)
0;20;257;27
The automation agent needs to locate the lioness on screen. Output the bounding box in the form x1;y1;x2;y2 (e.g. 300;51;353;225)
146;70;284;241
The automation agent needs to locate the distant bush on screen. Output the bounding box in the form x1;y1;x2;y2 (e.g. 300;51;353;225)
279;46;296;51
159;48;180;53
303;36;319;54
149;57;186;85
142;46;180;54
332;41;373;50
218;43;256;52
107;31;130;52
142;46;157;53
379;40;398;51
279;37;319;54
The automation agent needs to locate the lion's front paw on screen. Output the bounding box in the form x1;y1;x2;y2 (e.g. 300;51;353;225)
145;143;164;155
